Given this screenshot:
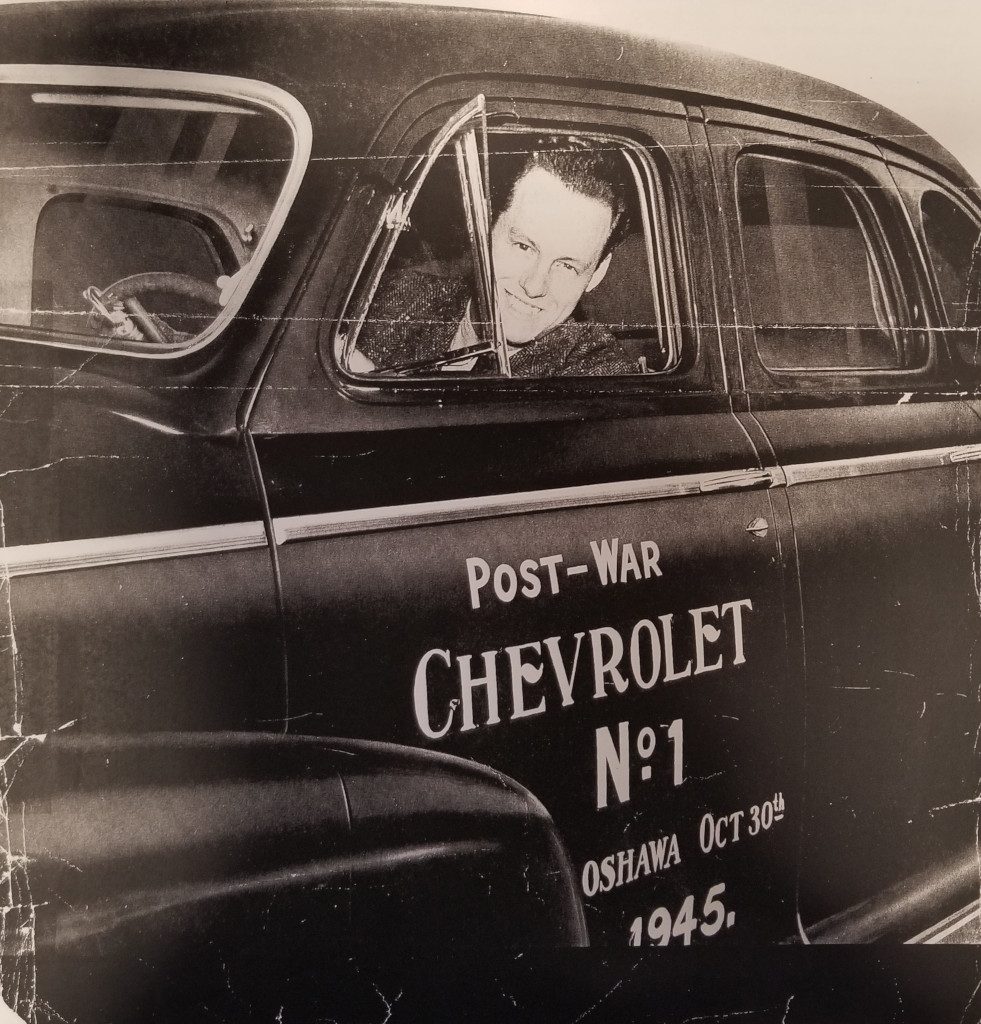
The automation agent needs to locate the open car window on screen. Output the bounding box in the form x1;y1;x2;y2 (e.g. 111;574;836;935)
0;67;310;357
342;99;681;381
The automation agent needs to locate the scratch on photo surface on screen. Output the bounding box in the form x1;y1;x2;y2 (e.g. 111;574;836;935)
959;975;981;1024
680;1005;783;1023
0;499;46;1023
372;983;402;1024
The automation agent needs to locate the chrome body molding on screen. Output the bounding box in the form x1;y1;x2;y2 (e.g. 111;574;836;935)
906;899;981;944
273;468;779;544
271;441;981;545
783;442;981;486
6;442;981;575
947;442;981;464
1;521;268;578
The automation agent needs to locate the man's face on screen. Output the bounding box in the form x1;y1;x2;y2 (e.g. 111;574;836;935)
490;165;613;345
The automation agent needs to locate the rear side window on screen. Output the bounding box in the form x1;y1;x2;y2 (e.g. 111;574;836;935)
921;190;981;329
736;154;914;372
0;71;310;356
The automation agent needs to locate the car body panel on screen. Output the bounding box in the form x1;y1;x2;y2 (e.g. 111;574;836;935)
0;7;976;1018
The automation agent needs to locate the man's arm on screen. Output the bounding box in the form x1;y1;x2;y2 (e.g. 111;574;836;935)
515;321;638;377
353;265;468;373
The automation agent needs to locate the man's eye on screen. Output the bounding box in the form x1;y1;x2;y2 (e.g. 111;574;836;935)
556;261;579;275
513;240;532;252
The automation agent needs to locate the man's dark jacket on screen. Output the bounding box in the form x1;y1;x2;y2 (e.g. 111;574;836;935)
357;261;636;376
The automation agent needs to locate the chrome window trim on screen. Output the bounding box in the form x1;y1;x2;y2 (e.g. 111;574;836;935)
337;110;684;382
483;123;684;377
336;95;488;372
0;64;313;360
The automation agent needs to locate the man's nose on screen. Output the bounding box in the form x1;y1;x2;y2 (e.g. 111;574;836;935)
519;258;548;299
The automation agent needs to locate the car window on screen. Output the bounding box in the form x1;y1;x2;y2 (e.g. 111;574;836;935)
920;189;981;329
349;135;490;375
345;114;681;380
736;153;918;372
0;73;308;356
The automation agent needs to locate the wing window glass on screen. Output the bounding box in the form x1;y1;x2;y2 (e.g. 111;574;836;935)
737;154;916;372
0;75;307;355
345;105;682;379
348;127;488;375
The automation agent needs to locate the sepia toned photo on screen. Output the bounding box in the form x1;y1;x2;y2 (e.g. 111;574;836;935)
0;0;980;1020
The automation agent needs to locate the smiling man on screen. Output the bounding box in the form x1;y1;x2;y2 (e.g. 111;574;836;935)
355;143;637;376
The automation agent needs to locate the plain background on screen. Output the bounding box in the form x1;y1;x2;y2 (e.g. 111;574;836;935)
386;0;981;187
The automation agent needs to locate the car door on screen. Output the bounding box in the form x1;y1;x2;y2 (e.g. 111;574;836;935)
250;82;803;945
704;106;981;940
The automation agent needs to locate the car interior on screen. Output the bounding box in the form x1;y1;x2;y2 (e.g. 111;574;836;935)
0;83;292;350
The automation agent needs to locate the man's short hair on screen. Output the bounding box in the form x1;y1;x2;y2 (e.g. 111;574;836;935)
493;137;632;258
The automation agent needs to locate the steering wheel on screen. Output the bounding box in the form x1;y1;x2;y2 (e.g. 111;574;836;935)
87;272;222;345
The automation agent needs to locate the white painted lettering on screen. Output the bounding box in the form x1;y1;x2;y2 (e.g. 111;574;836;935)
635;840;651;878
458;650;501;732
540;554;564;595
600;855;616;892
519;559;542;599
659;613;692;681
641;541;663;578
596;720;630;809
493;563;518;603
580;833;681;895
582;860;600;897
465;557;490;610
691;604;724;675
413;648;455;740
721;599;753;665
506;641;546;720
628;618;662;689
591;626;629;697
621;542;642;582
543;632;584;707
616;847;635;887
590;538;620;586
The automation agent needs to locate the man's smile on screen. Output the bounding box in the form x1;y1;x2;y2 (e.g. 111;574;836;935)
502;287;544;315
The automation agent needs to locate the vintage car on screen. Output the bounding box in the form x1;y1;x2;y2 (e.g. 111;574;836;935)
1;0;980;1019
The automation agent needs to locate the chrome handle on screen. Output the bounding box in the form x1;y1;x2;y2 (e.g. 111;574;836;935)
746;516;769;539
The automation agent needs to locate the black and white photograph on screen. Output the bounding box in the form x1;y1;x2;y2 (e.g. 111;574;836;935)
0;0;980;1019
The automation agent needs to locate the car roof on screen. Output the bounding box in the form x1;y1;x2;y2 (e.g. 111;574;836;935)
1;0;972;188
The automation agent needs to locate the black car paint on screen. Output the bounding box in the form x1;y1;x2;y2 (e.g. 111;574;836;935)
0;1;978;1017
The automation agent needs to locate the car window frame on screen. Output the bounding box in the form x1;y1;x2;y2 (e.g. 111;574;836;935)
918;186;981;330
331;95;691;388
872;152;981;382
733;146;925;378
334;95;502;377
0;63;312;360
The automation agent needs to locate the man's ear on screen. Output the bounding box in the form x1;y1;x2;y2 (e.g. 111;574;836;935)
585;252;612;293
